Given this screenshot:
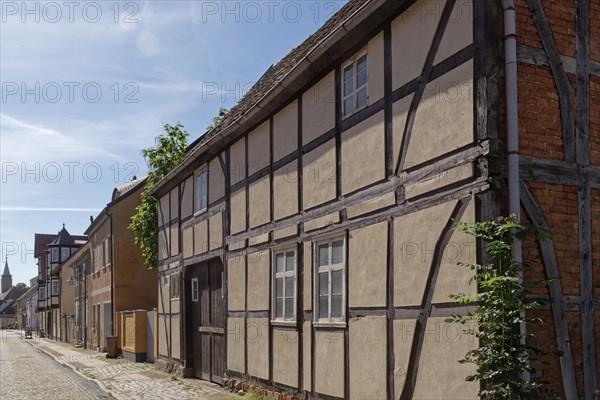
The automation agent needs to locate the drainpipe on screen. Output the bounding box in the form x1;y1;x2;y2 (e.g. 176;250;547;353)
107;209;115;336
503;0;529;381
84;260;88;349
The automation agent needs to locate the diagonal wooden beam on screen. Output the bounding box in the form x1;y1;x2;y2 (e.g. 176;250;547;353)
526;0;576;162
399;198;470;400
394;0;457;175
520;182;578;400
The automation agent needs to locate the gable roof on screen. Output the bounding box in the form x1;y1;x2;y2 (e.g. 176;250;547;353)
34;234;55;258
150;0;377;196
0;286;28;303
112;176;147;202
15;284;37;303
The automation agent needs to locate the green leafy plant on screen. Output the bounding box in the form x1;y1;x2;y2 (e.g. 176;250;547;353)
446;216;555;400
206;107;228;131
129;123;189;269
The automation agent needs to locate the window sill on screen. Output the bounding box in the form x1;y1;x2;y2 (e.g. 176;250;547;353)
193;208;207;217
312;321;347;329
270;320;297;327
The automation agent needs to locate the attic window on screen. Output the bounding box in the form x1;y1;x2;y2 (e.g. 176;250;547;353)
342;53;368;118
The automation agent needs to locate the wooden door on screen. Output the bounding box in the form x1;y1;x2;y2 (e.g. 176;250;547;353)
189;259;225;383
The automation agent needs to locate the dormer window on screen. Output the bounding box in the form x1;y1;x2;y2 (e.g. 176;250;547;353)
342;52;368;118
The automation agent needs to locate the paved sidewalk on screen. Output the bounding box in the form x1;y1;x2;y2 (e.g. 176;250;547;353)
21;331;231;400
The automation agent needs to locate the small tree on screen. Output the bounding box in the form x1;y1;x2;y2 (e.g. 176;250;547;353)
446;216;555;400
15;282;27;289
129;123;189;269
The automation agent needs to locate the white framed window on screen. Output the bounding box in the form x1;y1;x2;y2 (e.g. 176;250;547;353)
60;247;70;263
272;249;297;322
51;247;59;263
52;280;60;296
315;238;346;323
191;278;199;302
342;52;368;118
39;286;46;301
194;168;208;213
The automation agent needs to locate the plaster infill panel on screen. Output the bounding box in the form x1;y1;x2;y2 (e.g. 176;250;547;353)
193;219;208;256
208;212;223;251
246;318;269;380
181;176;193;219
302;71;336;145
302;139;336;210
170;224;179;258
303;212;339;232
170;188;178;222
393;318;417;396
349;221;388;308
208;156;226;204
368;32;385;103
303;241;312;311
230;188;246;235
349;316;387;400
273;328;299;388
159;194;169;227
394;200;457;307
392;0;445;89
158;228;168;261
170;316;181;359
247;121;270;175
158;315;169;357
273;100;298;161
433;0;473;64
392;93;415;169
246;250;269;311
182;225;193;259
249;176;270;228
341;111;386;195
432;198;476;303
314;330;344;397
227;254;245;311
230;137;246;186
273;225;297;240
273;161;299;220
302;321;312;391
405;60;474;167
413;317;479;399
227;317;245;373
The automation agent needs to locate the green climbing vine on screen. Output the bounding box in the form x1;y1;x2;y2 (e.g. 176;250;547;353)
129;123;189;269
446;216;557;400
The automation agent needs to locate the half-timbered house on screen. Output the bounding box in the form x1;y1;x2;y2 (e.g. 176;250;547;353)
149;0;599;398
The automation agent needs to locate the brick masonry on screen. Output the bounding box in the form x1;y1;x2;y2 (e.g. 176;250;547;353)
499;0;600;398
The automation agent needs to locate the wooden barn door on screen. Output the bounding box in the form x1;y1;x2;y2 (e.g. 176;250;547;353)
189;258;225;383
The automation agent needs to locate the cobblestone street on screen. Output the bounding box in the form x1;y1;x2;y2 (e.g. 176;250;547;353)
0;330;106;399
0;330;231;400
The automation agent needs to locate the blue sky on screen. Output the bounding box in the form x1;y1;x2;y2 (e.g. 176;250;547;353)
1;0;347;285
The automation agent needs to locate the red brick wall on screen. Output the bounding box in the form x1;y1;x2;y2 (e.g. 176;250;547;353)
499;0;599;396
